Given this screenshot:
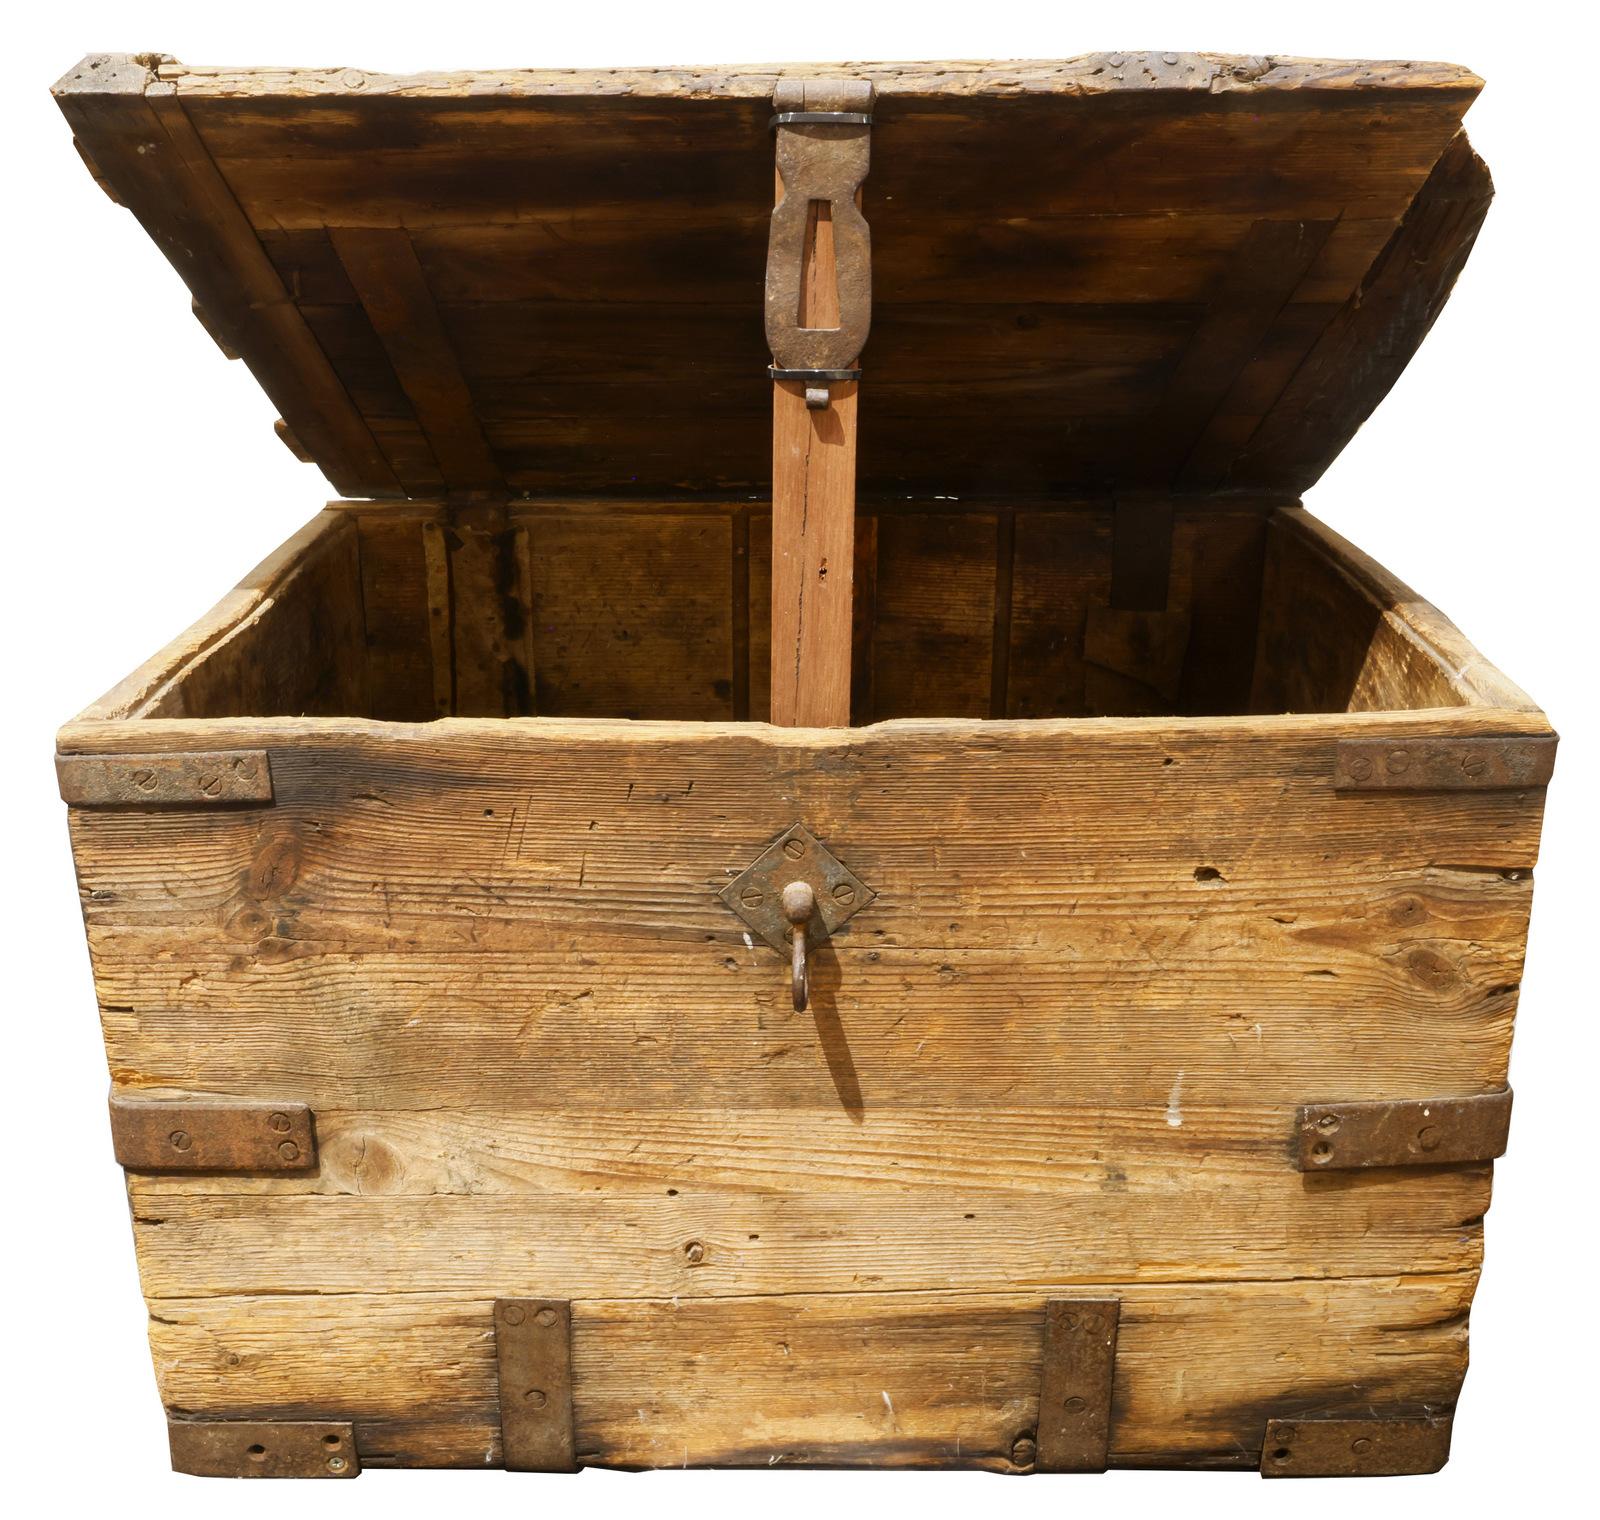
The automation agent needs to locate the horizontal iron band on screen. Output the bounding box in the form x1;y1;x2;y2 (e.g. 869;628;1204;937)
769;367;863;383
769;111;873;131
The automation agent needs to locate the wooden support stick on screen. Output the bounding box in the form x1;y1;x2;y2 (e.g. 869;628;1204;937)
770;189;862;727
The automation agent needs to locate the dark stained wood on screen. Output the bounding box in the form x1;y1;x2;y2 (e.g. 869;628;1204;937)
329;228;501;491
1231;133;1494;491
57;56;1483;500
53;59;401;498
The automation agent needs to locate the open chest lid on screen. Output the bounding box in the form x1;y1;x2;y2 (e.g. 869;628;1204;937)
54;52;1489;502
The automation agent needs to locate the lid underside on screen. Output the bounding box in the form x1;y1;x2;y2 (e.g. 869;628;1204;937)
54;53;1489;501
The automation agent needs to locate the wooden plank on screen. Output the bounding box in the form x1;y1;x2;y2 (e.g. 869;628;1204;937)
1232;134;1494;492
329;228;501;491
1138;219;1336;486
527;514;735;720
134;516;368;722
52;59;400;498
352;513;435;722
154;55;1482;103
872;513;997;717
1249;509;1528;715
123;1123;1488;1294
770;380;858;724
769;144;864;727
63;710;1545;1114
143;1272;1476;1470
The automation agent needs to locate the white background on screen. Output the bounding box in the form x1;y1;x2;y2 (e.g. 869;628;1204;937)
5;3;1595;1515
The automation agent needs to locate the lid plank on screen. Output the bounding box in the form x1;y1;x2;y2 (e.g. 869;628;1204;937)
54;54;1487;501
53;57;403;498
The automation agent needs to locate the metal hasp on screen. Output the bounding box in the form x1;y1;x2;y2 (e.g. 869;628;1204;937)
109;1092;317;1171
1333;735;1556;790
495;1299;577;1472
765;78;873;399
1295;1089;1512;1170
719;823;876;955
1035;1298;1120;1473
1260;1415;1453;1477
167;1419;360;1478
57;748;274;806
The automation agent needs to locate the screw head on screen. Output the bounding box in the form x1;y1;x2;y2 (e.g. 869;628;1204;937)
169;1130;192;1152
684;1240;706;1265
1317;1113;1341;1133
1062;1396;1087;1414
502;1304;527;1326
1351;1437;1373;1456
267;1112;292;1133
525;1389;548;1408
782;837;806;859
1385;749;1411;775
1348;755;1374;781
277;1140;301;1163
739;887;764;908
534;1307;557;1327
326;1455;348;1473
1010;1436;1037;1466
1416;1125;1441;1152
832;881;857;905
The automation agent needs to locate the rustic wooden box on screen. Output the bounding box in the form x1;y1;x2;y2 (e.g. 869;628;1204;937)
54;51;1555;1481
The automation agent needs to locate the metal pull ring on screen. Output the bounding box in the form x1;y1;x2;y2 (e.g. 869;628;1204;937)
781;880;816;1011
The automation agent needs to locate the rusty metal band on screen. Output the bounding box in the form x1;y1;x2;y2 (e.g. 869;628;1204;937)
1036;1298;1120;1472
495;1299;577;1471
168;1419;359;1478
1261;1414;1454;1477
768;367;862;382
109;1092;317;1172
1294;1089;1512;1171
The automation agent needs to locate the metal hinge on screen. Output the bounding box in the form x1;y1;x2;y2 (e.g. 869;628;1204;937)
495;1299;577;1472
57;749;274;807
109;1092;317;1172
168;1419;359;1478
1293;1089;1512;1171
1261;1413;1453;1477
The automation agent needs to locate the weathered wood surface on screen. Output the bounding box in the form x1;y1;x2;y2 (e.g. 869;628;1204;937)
1253;510;1541;714
68;707;1542;1114
93;501;1460;726
144;1273;1474;1470
150;55;1481;100
123;1105;1491;1299
58;55;1483;499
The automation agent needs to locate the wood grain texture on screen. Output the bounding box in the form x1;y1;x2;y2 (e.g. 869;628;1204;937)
56;55;1483;499
66;708;1544;1119
143;1273;1475;1470
770;383;857;725
121;1100;1493;1299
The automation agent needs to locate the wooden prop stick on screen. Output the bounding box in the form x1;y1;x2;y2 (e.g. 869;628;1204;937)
766;81;872;727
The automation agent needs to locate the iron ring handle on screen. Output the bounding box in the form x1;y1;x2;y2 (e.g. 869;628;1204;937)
781;880;816;1012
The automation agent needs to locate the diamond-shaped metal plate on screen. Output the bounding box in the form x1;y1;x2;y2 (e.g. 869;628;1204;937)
718;823;876;953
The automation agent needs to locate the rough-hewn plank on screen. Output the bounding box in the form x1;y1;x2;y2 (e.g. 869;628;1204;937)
53;58;401;498
143;1272;1475;1470
122;1099;1492;1299
65;708;1543;1114
526;514;734;719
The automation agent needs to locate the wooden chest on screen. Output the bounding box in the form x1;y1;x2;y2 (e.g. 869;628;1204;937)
54;51;1555;1481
